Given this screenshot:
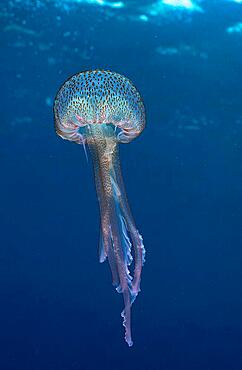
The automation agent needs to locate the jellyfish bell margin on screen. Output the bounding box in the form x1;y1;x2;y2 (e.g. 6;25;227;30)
54;69;146;347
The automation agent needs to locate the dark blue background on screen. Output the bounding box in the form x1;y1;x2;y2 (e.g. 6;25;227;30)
1;1;242;369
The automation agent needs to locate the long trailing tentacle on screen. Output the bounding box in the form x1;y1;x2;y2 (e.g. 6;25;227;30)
112;157;146;295
88;134;120;287
87;124;145;347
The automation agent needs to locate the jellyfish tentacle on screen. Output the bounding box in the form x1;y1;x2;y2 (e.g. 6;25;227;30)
112;158;146;295
87;123;145;346
89;134;119;286
87;124;140;346
109;210;133;347
89;145;109;262
98;152;134;345
109;163;140;346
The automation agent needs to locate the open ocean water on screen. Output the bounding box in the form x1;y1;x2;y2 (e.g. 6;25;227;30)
1;0;242;369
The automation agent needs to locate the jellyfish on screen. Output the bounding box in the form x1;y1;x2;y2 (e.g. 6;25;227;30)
54;70;145;347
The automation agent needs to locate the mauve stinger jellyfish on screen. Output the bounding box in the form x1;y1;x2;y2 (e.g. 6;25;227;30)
54;70;146;346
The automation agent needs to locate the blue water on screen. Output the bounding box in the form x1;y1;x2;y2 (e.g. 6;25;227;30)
1;0;242;369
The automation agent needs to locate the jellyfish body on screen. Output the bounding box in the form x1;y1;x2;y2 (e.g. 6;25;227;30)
54;70;145;346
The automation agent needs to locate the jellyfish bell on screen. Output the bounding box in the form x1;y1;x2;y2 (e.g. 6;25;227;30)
54;69;146;347
54;69;145;145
